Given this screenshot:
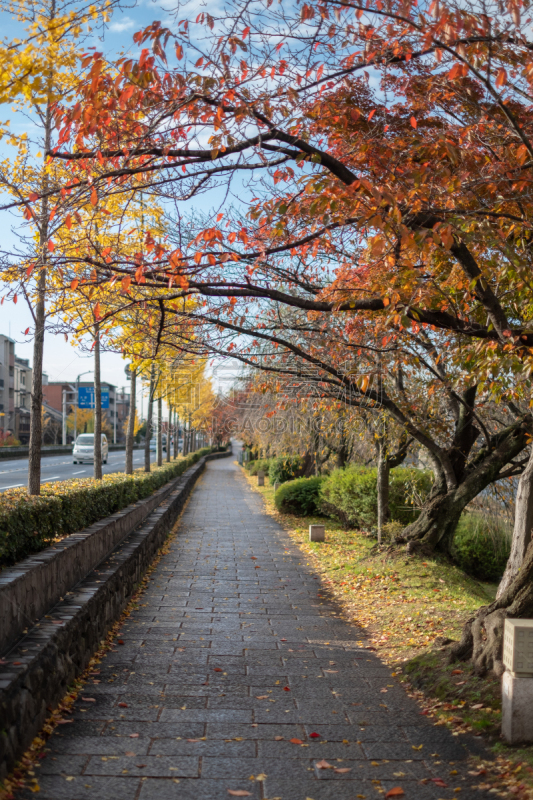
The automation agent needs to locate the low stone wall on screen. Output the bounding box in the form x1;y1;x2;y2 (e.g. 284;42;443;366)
0;448;231;779
1;467;189;656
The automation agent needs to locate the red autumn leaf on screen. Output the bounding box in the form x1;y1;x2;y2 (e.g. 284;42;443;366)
368;109;376;121
118;640;125;645
118;702;128;708
309;732;321;738
47;240;55;252
410;116;417;128
385;789;405;798
24;327;30;335
283;686;291;691
213;667;223;672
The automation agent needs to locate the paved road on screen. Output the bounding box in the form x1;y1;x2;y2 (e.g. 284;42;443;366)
0;450;154;491
21;458;490;800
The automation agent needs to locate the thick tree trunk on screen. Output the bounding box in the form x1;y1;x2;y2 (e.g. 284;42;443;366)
125;369;136;475
399;423;531;553
93;324;102;480
449;537;533;675
497;446;533;599
377;439;390;545
157;395;163;467
144;366;155;472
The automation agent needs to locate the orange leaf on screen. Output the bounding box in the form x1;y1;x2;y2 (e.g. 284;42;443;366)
385;789;405;798
289;738;303;744
495;68;507;88
65;214;72;230
227;792;251;797
90;189;98;206
24;327;30;335
217;212;223;221
47;240;55;252
93;302;102;320
316;759;332;769
121;275;131;292
71;279;79;290
176;44;183;60
368;109;376;121
410;116;417;128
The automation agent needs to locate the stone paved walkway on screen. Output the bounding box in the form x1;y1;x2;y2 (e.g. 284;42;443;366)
23;456;492;800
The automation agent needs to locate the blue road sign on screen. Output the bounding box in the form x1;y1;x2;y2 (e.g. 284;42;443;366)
78;387;110;409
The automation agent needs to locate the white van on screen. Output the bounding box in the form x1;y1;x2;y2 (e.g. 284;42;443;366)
73;433;109;464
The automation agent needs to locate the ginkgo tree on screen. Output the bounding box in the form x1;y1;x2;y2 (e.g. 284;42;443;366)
0;0;118;493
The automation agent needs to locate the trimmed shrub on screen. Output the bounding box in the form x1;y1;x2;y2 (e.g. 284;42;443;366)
452;511;511;581
268;456;302;485
319;466;433;529
0;447;212;568
246;458;272;477
274;476;325;516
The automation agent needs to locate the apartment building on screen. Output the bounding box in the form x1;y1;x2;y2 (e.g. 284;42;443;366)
0;334;15;436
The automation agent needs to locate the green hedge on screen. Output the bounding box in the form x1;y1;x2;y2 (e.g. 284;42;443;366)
0;447;212;568
319;466;433;529
274;476;325;516
246;458;272;477
452;511;511;581
268;456;302;485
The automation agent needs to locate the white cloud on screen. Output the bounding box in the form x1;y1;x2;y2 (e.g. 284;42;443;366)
109;16;136;33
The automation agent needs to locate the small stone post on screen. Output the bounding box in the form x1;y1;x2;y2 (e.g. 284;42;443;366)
257;470;265;487
309;524;325;542
274;481;280;492
502;619;533;743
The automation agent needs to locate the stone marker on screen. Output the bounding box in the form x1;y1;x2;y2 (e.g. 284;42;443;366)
502;618;533;743
274;481;280;492
309;524;325;542
257;470;265;487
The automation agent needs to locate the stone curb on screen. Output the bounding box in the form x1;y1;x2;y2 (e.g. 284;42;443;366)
0;448;231;779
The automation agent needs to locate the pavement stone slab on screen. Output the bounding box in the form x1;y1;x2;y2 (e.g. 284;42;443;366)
20;456;493;800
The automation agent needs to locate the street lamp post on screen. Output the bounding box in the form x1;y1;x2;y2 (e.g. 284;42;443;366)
74;370;93;441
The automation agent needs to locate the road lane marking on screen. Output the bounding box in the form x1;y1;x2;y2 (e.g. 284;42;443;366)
2;483;23;489
41;476;60;482
72;470;86;474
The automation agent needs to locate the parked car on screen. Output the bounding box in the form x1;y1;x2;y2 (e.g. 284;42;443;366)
73;433;109;464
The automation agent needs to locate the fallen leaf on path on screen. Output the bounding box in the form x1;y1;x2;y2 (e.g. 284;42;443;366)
309;732;321;738
274;736;284;740
118;702;128;708
227;791;251;797
283;686;291;691
316;759;332;769
385;789;405;798
471;703;483;709
256;695;269;700
125;752;135;757
431;778;448;787
129;733;139;738
380;688;388;693
290;738;303;744
81;697;96;702
451;669;462;675
187;739;201;743
56;719;73;724
334;768;351;773
412;744;423;750
213;668;223;672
